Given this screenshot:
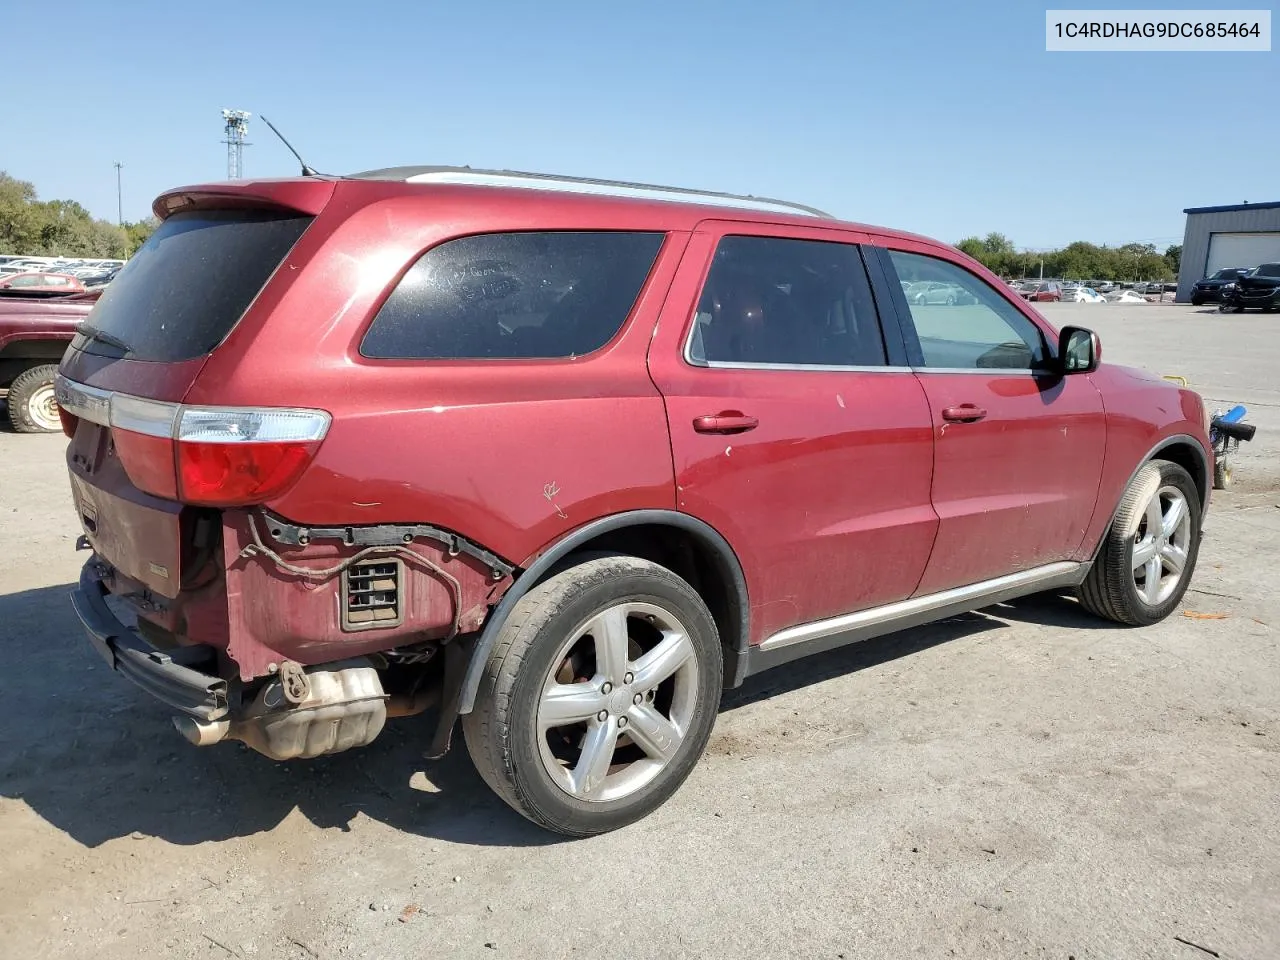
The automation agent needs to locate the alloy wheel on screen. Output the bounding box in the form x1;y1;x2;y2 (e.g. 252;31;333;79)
1131;484;1192;606
536;601;699;802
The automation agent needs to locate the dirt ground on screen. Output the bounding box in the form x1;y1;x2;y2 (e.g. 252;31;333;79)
1;303;1277;960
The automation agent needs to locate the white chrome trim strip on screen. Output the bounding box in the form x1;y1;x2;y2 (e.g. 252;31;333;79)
759;561;1083;651
54;375;111;426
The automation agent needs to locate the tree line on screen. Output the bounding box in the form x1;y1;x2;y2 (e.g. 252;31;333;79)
0;172;157;260
956;232;1181;281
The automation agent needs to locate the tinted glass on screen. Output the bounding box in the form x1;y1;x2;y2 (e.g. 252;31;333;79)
888;249;1048;370
1212;268;1242;279
1254;263;1280;277
687;235;886;367
361;232;664;360
72;209;313;361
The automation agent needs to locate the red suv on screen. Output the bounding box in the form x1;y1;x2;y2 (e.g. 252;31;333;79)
57;169;1212;836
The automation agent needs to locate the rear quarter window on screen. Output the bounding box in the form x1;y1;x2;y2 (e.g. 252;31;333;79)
72;209;313;362
360;231;665;360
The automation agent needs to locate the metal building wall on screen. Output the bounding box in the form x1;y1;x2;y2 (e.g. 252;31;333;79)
1177;203;1280;301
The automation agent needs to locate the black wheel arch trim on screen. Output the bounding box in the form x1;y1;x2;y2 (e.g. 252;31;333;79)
458;509;750;714
1091;433;1211;562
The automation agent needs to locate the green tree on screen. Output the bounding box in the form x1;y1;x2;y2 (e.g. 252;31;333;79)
0;170;138;258
1164;244;1181;275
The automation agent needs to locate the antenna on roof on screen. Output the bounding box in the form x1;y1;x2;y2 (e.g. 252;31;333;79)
260;116;319;177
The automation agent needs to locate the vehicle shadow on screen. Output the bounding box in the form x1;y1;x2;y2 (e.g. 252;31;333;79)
0;583;556;850
0;584;1113;850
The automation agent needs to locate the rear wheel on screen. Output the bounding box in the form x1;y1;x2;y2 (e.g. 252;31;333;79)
1078;461;1201;626
463;555;723;836
6;364;61;433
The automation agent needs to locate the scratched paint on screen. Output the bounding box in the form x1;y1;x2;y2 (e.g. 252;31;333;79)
543;481;568;519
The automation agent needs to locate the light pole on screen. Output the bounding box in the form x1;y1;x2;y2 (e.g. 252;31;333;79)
113;162;123;225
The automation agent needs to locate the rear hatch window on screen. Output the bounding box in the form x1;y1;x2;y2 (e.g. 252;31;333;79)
73;209;312;362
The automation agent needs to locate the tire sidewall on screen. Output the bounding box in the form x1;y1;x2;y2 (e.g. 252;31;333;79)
7;364;60;434
504;566;722;834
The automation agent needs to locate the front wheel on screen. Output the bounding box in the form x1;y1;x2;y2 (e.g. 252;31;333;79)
1191;296;1204;306
463;555;723;836
1078;461;1201;626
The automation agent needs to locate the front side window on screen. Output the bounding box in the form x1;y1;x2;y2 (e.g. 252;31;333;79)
887;249;1048;370
687;235;886;367
361;231;664;360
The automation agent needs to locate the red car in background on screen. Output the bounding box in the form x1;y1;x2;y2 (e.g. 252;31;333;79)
0;272;87;296
55;168;1212;836
1020;280;1062;302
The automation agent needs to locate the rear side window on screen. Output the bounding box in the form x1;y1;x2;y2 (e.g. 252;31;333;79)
73;209;312;361
360;231;664;360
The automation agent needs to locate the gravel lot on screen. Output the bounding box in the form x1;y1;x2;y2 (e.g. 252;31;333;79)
1;302;1277;960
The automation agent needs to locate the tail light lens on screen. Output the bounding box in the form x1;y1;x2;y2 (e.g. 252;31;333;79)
55;378;329;507
176;408;329;505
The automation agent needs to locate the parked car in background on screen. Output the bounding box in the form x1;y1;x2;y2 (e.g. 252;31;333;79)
1063;286;1106;303
1107;290;1148;304
1020;280;1062;302
0;272;86;296
54;167;1213;836
0;291;99;431
1221;263;1280;313
906;280;976;305
1191;267;1250;306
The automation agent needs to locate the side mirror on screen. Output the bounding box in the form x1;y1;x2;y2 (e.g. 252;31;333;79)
1058;326;1100;374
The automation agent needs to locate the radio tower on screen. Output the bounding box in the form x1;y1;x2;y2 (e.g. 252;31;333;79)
221;109;251;179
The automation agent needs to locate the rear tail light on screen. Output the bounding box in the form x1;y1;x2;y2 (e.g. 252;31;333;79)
176;408;329;505
57;377;329;506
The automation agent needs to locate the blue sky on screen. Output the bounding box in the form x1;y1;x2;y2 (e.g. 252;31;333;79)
5;1;1276;249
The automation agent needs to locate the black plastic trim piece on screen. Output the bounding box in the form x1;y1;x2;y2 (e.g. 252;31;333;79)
860;243;915;368
261;512;514;579
458;510;751;714
70;561;229;721
867;245;927;367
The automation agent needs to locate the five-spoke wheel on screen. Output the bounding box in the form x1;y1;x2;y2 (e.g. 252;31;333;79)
463;555;722;836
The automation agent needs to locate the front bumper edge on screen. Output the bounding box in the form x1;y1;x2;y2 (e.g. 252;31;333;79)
70;561;229;721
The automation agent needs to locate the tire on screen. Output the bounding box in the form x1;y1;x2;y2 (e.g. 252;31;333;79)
1078;461;1201;626
6;364;61;433
462;554;723;836
1191;296;1203;306
1214;456;1231;490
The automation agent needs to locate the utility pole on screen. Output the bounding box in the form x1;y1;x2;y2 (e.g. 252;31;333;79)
114;162;123;225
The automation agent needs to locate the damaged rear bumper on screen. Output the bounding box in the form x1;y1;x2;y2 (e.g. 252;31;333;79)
70;559;229;721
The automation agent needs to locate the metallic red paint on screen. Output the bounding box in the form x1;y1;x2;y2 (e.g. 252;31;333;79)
58;174;1212;684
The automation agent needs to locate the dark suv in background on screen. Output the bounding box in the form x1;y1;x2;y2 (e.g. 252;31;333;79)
1221;263;1280;312
1190;267;1249;306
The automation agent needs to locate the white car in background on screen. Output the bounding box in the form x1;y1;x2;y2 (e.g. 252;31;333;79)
1063;286;1106;303
1106;290;1148;304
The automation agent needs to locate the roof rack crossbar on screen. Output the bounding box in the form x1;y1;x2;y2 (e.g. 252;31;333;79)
346;166;832;219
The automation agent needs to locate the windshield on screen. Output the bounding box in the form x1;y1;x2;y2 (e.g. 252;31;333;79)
1211;268;1241;279
1250;263;1280;278
72;209;312;361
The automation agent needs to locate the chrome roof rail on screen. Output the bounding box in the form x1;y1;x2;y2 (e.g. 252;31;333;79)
346;165;832;218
